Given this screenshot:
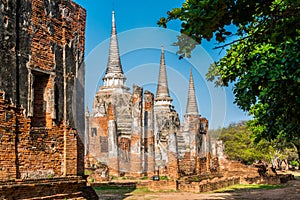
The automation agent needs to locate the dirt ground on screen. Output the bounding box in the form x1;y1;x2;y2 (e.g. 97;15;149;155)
96;171;300;200
126;178;300;200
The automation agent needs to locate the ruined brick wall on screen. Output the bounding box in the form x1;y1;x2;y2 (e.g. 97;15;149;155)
87;116;109;166
178;177;240;193
0;92;20;180
178;114;211;177
0;177;88;199
0;0;86;180
0;0;86;128
0;0;31;105
0;92;82;180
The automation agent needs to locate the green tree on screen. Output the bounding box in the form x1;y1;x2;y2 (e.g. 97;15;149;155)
218;122;264;164
159;0;300;159
215;121;298;165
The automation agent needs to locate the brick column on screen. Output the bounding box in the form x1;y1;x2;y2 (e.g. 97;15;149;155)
130;85;143;176
143;91;155;177
167;131;179;180
107;104;119;176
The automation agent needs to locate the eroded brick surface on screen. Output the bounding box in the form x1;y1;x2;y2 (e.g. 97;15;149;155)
0;91;82;179
0;0;88;199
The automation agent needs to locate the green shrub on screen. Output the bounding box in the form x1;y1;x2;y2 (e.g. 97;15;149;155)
193;176;200;182
110;175;118;180
289;160;299;167
160;176;169;180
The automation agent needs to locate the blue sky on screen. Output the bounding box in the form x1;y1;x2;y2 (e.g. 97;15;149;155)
73;0;251;129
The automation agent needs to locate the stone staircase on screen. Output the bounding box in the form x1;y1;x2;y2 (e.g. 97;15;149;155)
117;117;132;136
177;132;187;159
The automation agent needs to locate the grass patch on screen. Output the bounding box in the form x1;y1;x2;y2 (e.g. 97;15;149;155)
93;185;151;198
131;187;151;194
109;175;118;180
94;186;135;194
160;176;169;180
84;169;93;175
212;184;285;193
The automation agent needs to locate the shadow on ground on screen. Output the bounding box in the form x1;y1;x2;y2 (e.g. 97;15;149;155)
93;185;137;200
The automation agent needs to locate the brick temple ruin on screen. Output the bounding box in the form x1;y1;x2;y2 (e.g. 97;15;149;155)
85;11;217;180
0;0;97;199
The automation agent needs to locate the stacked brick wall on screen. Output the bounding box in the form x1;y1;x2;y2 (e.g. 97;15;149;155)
0;177;89;200
87;116;109;166
0;0;86;127
210;156;220;173
178;177;240;193
179;152;192;176
0;91;19;180
0;92;81;180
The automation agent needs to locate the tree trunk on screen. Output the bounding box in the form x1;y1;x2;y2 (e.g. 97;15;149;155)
294;142;300;162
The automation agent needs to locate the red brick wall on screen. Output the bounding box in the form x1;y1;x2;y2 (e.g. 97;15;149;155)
0;177;87;199
29;0;85;71
87;116;109;166
0;91;82;180
178;177;240;192
137;180;177;191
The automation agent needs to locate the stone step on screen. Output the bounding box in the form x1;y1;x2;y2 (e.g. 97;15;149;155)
117;117;132;122
117;122;131;126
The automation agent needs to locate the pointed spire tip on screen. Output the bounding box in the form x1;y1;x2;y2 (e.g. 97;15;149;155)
156;45;171;99
186;68;199;115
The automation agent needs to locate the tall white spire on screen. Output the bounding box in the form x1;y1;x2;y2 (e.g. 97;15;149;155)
155;46;172;106
185;68;199;115
103;11;126;87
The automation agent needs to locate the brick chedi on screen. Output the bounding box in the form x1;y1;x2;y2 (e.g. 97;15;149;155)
0;1;95;199
85;11;213;181
86;11;148;177
177;69;209;176
153;46;180;179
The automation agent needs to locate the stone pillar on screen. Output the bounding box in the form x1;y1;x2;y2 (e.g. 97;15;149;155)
108;120;118;176
49;73;56;121
84;108;89;156
185;115;197;175
130;85;143;176
107;104;119;176
143;91;155;177
27;69;34;117
167;131;179;180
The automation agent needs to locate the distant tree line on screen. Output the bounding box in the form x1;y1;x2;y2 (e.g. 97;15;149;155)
210;121;299;168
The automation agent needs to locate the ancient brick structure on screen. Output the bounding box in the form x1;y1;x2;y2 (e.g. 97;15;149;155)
85;12;156;178
177;69;210;176
85;11;213;180
0;0;91;199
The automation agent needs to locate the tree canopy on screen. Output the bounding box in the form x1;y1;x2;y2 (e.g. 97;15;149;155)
211;121;298;165
158;0;300;158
